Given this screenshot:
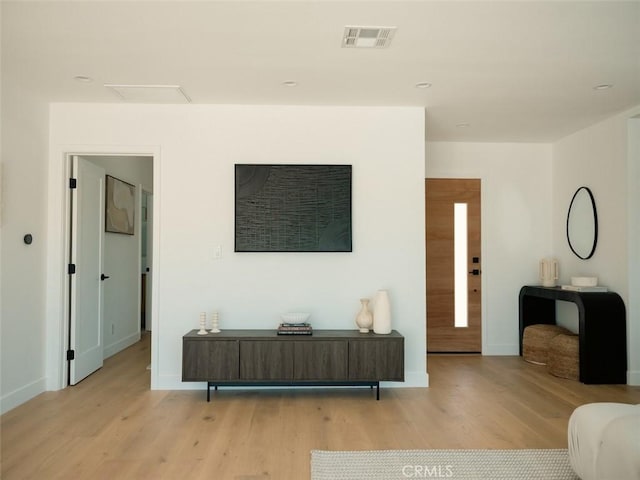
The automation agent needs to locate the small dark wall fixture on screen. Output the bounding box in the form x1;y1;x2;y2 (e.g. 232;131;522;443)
566;186;598;260
23;234;33;245
235;164;352;252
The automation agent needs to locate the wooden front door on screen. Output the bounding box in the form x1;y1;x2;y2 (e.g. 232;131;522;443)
426;178;481;353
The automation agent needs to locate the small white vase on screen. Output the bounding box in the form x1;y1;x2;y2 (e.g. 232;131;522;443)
355;298;373;333
539;257;559;287
373;290;392;334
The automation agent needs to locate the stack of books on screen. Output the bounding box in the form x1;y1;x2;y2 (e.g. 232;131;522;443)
561;285;608;292
277;322;313;335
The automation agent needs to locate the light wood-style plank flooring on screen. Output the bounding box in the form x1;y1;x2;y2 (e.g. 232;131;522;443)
2;333;639;479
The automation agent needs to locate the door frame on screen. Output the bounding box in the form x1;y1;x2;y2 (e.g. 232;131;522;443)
45;146;160;391
425;178;482;353
140;188;153;331
425;175;488;355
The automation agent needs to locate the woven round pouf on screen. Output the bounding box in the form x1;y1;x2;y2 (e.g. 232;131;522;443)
548;333;579;380
523;324;571;365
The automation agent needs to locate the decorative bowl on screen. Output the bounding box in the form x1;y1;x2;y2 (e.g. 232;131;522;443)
280;312;311;324
571;276;598;287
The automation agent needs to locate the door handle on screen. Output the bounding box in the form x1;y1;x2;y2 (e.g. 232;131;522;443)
101;274;110;281
468;269;481;276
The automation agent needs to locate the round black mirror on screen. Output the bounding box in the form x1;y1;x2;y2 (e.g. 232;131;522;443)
566;186;598;260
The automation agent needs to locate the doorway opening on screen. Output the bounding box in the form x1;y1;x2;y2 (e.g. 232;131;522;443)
66;154;153;385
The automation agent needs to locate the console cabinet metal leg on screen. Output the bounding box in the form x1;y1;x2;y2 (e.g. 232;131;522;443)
183;329;404;400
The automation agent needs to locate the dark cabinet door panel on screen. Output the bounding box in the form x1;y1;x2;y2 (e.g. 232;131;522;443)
240;340;294;380
348;338;404;381
182;339;239;381
294;340;348;380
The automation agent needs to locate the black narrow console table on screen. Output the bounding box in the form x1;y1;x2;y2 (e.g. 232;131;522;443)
182;329;405;400
519;286;626;384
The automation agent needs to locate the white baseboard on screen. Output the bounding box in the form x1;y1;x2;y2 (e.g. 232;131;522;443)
0;376;46;415
156;374;185;390
393;370;428;387
103;332;141;359
627;370;640;386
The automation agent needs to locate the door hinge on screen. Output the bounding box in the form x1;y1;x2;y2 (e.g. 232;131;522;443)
69;178;77;189
68;264;76;274
66;349;75;361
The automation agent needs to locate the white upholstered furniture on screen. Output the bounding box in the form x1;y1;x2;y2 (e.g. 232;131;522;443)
568;402;640;480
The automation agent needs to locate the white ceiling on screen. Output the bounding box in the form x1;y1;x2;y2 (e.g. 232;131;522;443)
2;1;639;142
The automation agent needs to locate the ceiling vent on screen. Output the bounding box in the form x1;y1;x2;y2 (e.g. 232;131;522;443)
104;84;191;103
342;26;397;48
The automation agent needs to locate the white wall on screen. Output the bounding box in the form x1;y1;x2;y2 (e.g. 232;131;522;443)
48;104;428;390
0;73;49;412
88;155;153;358
552;106;640;384
426;142;553;355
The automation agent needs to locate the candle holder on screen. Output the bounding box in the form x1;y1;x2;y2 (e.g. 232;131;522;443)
197;312;208;335
210;311;221;333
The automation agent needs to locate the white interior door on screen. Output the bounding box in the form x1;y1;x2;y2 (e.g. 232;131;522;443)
69;156;105;384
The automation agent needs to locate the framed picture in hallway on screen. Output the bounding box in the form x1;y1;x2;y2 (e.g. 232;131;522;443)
105;175;135;235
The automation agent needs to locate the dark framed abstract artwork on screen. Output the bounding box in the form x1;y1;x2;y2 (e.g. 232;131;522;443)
235;164;352;252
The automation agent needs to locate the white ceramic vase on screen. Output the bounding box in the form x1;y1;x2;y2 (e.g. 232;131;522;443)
355;298;374;333
539;257;559;287
373;290;392;334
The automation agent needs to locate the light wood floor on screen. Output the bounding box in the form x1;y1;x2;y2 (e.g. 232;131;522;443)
2;333;639;480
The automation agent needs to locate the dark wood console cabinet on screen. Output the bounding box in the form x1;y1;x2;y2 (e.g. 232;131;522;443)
182;329;404;400
519;286;626;384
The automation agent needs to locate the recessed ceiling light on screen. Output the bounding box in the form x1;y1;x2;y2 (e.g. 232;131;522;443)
593;84;613;90
415;82;432;89
456;123;470;128
282;81;298;87
74;75;93;83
